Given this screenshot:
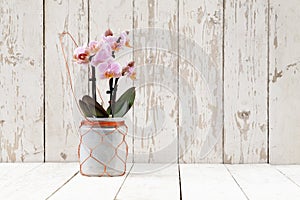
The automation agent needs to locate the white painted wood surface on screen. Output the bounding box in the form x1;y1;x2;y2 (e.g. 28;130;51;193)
0;163;41;187
0;0;44;162
133;0;178;163
0;163;78;200
89;0;134;163
1;0;300;164
227;164;300;199
45;0;89;161
178;0;223;163
2;163;300;199
224;0;268;163
269;0;300;164
275;165;300;187
180;164;247;199
50;163;133;200
116;164;180;199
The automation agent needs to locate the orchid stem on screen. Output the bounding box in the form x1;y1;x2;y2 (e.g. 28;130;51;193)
90;65;96;101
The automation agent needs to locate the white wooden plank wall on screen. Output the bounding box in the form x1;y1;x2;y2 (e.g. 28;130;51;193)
224;0;268;163
133;0;179;163
0;0;44;162
0;0;300;164
269;0;300;164
45;0;89;161
178;0;223;163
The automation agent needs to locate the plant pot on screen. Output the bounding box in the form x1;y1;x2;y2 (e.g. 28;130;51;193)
78;118;128;177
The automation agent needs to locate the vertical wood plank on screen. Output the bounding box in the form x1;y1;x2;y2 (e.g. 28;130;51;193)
269;0;300;164
45;0;89;161
179;0;223;163
224;0;268;163
89;0;134;162
0;0;44;162
133;0;178;163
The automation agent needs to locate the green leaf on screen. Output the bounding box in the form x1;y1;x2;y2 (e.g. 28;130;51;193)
107;87;135;117
82;95;109;118
79;100;93;117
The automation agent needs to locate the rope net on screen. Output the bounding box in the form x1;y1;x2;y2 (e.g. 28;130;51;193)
78;120;128;177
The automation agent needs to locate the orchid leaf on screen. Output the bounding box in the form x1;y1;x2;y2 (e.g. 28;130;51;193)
82;95;109;118
79;100;93;117
107;87;135;117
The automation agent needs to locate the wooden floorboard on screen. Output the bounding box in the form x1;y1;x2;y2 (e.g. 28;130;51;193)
49;163;133;200
1;163;300;199
115;164;180;200
0;163;41;188
226;164;300;200
275;165;300;188
0;163;78;200
180;164;247;200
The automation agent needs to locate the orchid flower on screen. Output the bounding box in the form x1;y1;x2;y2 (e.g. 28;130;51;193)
97;60;122;79
73;46;90;64
119;31;131;48
88;40;100;55
122;61;136;80
91;42;112;66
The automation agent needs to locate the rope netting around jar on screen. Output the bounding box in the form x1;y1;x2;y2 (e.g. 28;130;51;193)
78;120;128;177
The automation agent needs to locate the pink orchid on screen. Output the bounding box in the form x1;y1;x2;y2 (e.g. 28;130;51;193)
119;31;131;47
88;40;100;55
122;61;136;80
103;35;119;51
73;46;90;64
91;43;112;66
97;60;122;79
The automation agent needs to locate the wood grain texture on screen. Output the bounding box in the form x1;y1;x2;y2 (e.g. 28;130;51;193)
45;0;89;161
89;0;134;162
0;0;44;162
178;0;223;163
224;0;268;163
269;0;300;164
133;0;179;163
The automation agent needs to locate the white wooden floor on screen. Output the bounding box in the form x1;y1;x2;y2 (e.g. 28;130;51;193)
1;163;300;200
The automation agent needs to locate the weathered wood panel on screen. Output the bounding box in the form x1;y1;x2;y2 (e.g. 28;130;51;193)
178;0;223;163
0;0;44;162
45;0;89;161
269;0;300;164
89;0;134;162
224;0;268;163
133;0;178;163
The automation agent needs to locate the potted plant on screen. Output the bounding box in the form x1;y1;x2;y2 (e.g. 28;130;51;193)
60;29;135;177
